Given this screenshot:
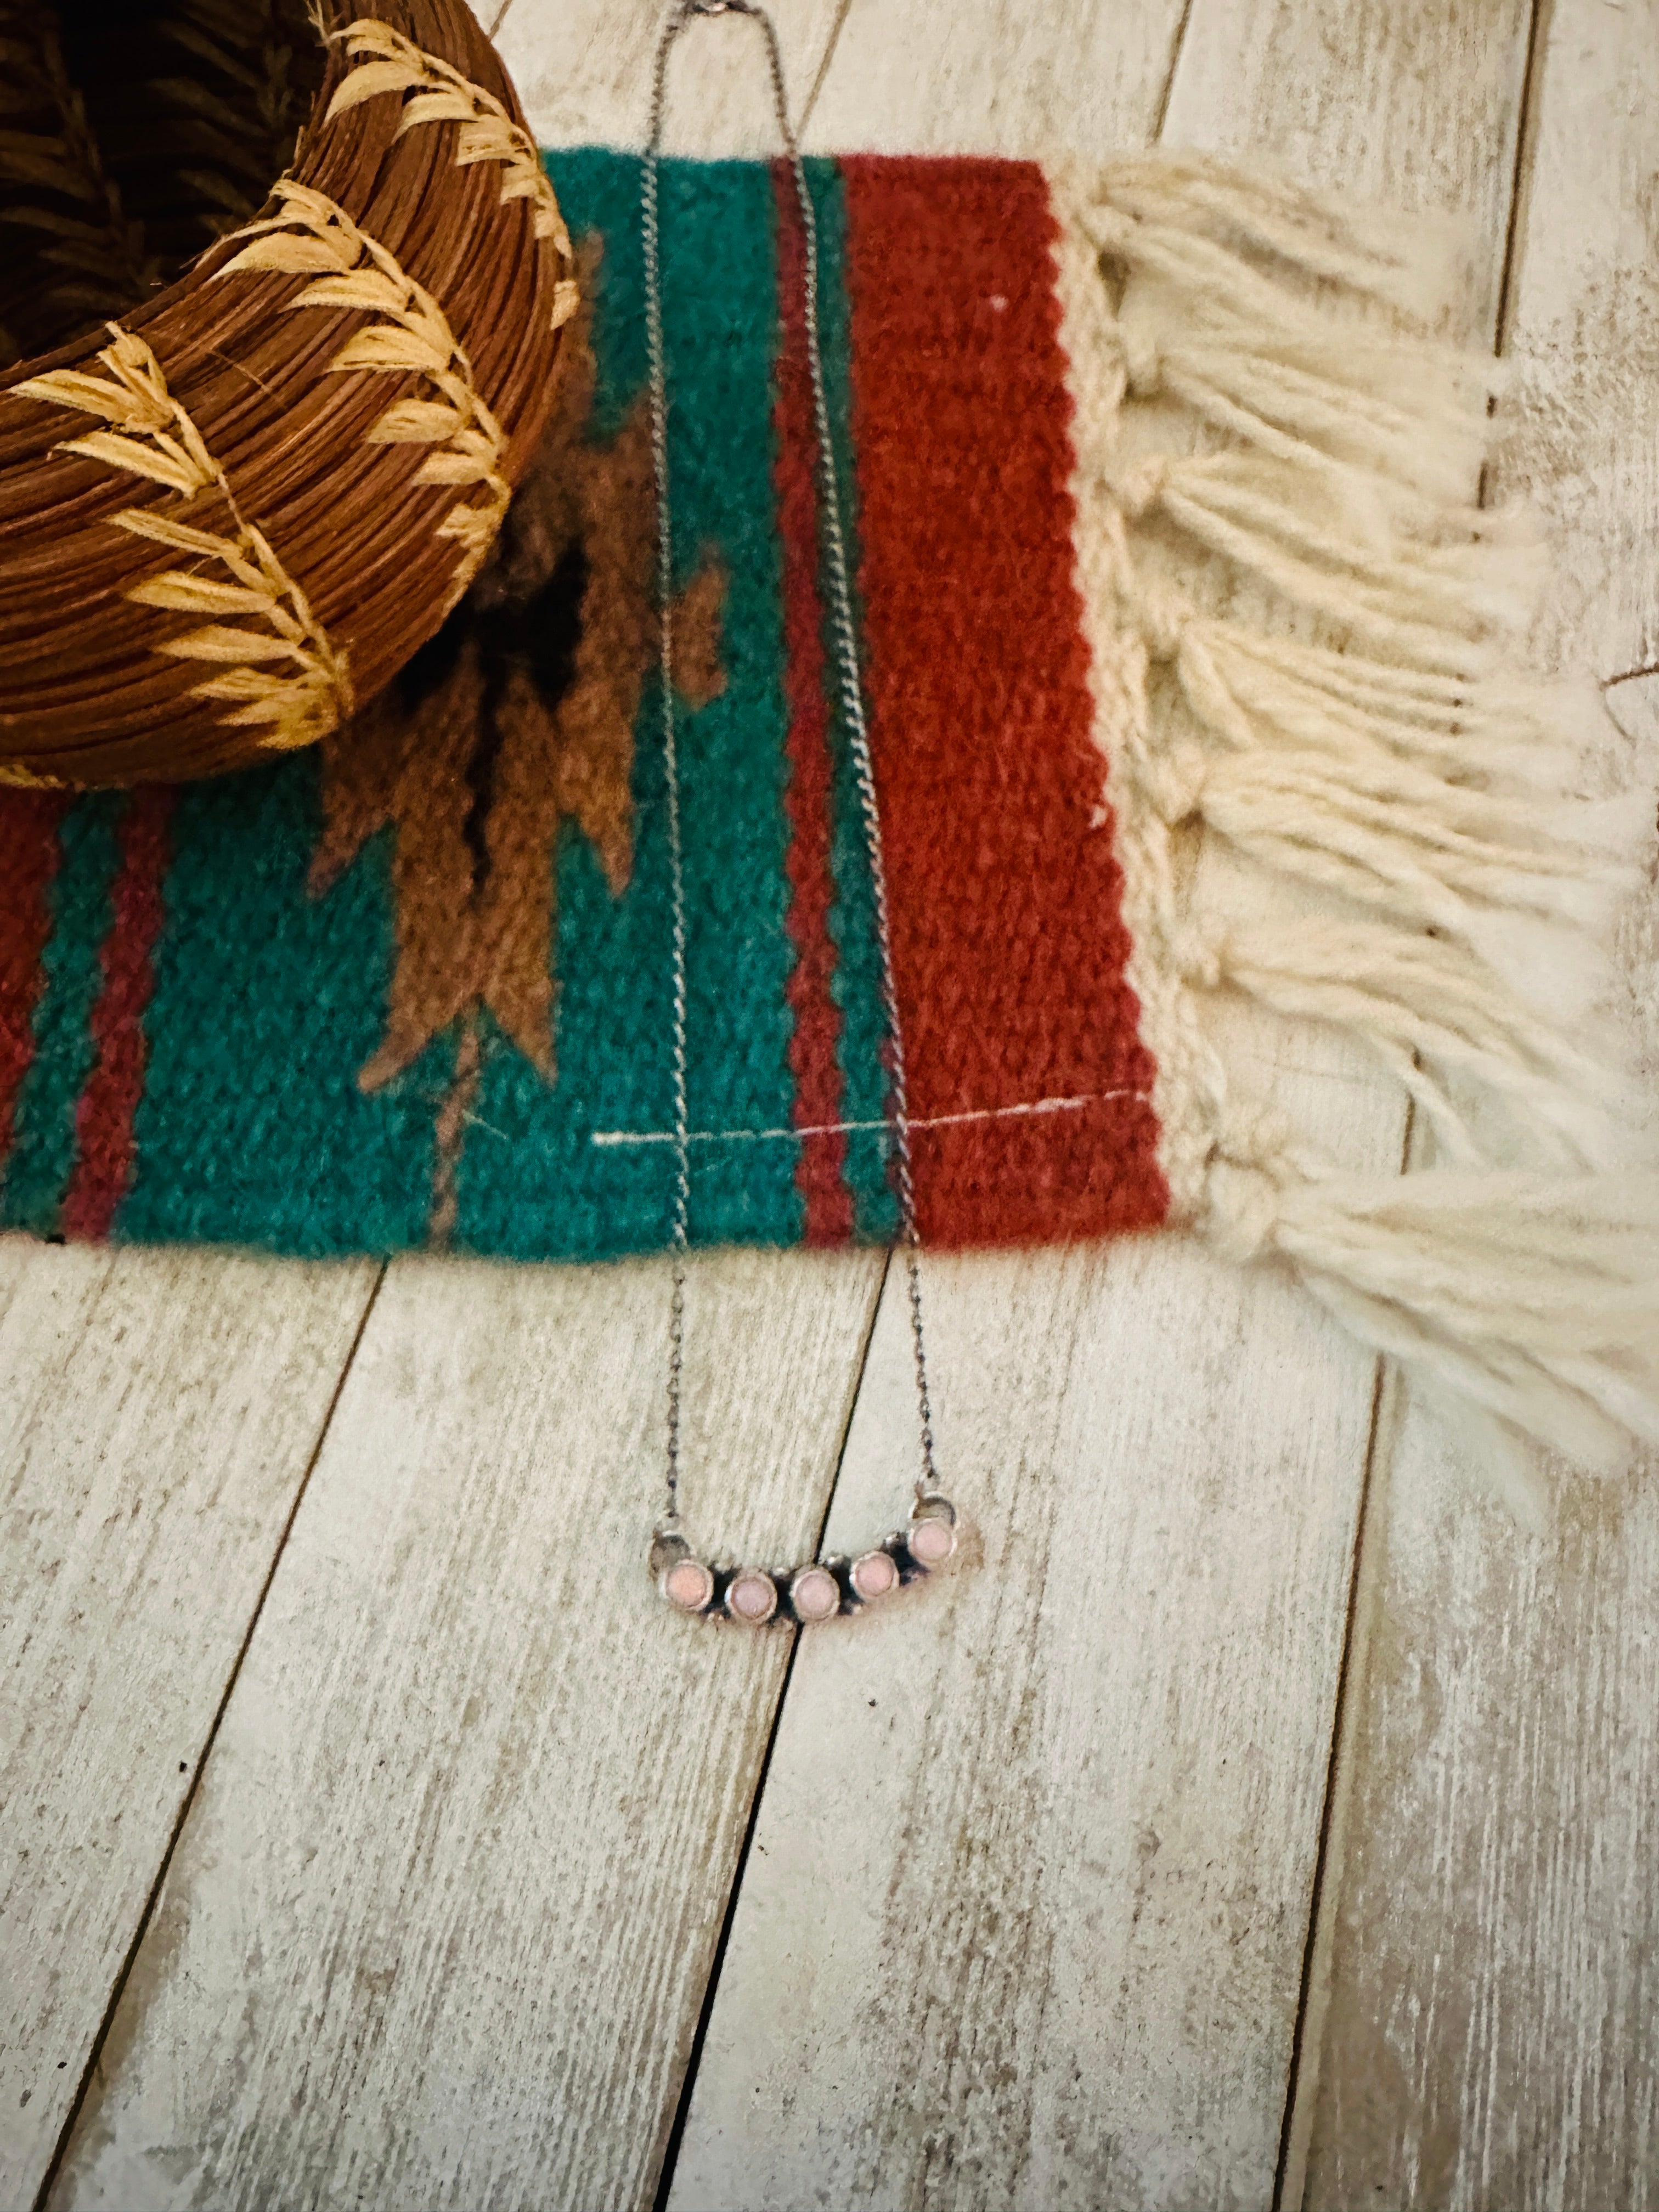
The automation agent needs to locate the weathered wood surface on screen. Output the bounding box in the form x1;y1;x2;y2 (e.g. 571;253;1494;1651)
669;1238;1379;2212
46;1248;884;2211
498;0;849;154
810;0;1187;155
667;3;1538;2207
0;1244;376;2206
1294;2;1659;2203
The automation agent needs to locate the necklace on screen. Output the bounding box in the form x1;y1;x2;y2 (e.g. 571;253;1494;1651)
642;0;960;1626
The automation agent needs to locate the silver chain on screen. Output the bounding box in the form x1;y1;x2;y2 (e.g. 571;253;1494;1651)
645;0;940;1545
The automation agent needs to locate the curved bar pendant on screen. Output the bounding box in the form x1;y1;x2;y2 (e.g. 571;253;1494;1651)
652;1498;960;1626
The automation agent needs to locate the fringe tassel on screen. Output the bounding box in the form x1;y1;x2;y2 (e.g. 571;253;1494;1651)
1091;156;1474;318
1182;922;1630;1173
1052;156;1659;1492
1204;1154;1659;1477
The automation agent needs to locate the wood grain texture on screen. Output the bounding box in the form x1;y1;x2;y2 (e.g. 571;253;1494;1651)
1295;3;1659;2203
1163;0;1530;337
13;5;1644;2210
0;1242;376;2208
47;1246;886;2211
497;0;849;153
668;1238;1385;2211
671;3;1535;2206
806;0;1188;155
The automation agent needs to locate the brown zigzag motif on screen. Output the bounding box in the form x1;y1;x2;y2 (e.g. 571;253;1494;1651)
308;238;726;1234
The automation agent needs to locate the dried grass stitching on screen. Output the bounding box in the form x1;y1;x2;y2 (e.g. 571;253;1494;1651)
214;176;514;607
17;325;353;751
324;16;578;330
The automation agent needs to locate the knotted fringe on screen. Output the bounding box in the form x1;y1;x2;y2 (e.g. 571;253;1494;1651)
1050;156;1659;1491
1207;1159;1659;1475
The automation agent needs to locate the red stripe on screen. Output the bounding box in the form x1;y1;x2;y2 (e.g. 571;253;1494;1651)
772;160;854;1244
0;791;71;1171
60;786;176;1242
841;157;1169;1245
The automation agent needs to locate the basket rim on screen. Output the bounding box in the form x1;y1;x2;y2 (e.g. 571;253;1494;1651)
1;0;574;788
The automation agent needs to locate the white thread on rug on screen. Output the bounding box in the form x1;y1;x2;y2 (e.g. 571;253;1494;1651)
589;1088;1149;1149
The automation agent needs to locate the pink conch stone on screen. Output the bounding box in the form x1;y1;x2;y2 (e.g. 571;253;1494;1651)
909;1515;956;1567
727;1570;778;1624
791;1565;841;1623
665;1559;714;1612
850;1550;899;1601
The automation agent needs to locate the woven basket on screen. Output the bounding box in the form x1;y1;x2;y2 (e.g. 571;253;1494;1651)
0;0;575;789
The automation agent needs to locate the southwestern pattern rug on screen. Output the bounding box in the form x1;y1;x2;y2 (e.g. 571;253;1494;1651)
2;152;1163;1262
2;149;1656;1484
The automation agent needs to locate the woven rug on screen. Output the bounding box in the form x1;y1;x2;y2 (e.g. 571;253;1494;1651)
3;149;1656;1482
2;152;1166;1261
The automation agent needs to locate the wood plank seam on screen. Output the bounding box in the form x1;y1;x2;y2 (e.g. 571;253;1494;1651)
1275;2;1556;2197
25;7;1600;2205
648;1246;895;2212
672;29;1207;2193
1272;1355;1393;2212
579;25;890;2186
1291;0;1659;2180
664;6;1554;2206
799;0;858;134
9;11;867;2210
22;15;871;2206
1149;0;1197;140
746;1;1389;2198
1491;0;1556;366
27;1262;391;2212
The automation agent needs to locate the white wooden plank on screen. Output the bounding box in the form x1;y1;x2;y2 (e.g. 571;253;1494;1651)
806;0;1188;155
672;2;1537;2203
0;1241;376;2208
0;1231;31;1305
1294;1;1659;2200
497;0;849;154
1164;0;1529;338
669;1234;1386;2210
48;1246;885;2211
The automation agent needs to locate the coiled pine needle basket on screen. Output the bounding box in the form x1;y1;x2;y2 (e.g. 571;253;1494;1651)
0;0;575;788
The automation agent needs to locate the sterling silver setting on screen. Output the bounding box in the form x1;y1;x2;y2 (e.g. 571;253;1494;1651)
652;1499;959;1626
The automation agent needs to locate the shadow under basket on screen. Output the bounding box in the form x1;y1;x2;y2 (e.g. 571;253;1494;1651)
0;0;575;788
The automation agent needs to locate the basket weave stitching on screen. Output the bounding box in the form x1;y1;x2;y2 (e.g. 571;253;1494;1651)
1;0;573;786
16;325;352;750
214;175;513;609
324;18;578;330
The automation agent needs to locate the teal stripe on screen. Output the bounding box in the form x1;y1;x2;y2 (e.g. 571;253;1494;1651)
458;150;804;1257
812;159;900;1242
120;756;438;1255
0;794;121;1235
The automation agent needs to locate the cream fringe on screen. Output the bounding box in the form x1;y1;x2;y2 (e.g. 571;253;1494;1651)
1050;156;1658;1494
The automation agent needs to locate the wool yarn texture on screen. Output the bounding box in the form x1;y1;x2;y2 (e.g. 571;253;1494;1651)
2;150;1655;1497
